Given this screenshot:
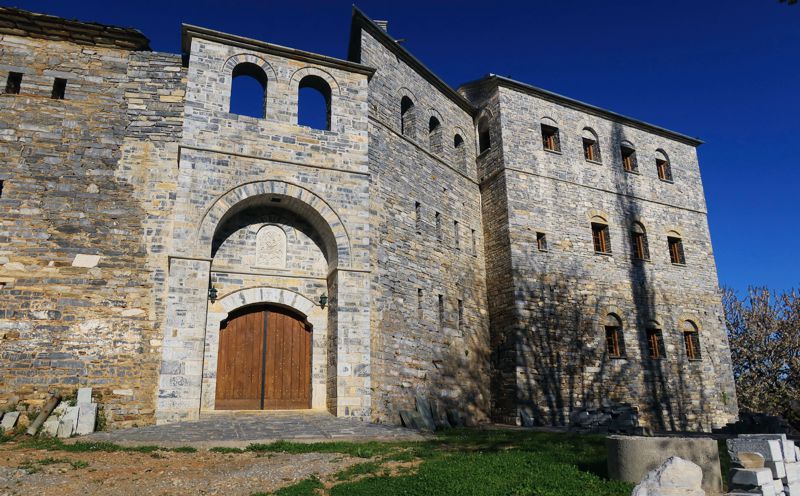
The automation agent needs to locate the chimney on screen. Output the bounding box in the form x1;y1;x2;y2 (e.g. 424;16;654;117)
374;20;389;32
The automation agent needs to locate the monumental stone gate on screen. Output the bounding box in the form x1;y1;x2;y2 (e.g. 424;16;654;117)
0;6;738;431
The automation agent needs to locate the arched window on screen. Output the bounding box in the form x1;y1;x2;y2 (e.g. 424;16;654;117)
298;75;332;130
582;128;601;162
400;96;415;137
454;134;466;171
646;325;666;359
541;118;561;152
591;215;611;254
682;320;701;360
667;231;685;265
604;313;625;358
630;222;650;260
230;62;268;118
429;116;442;154
620;141;638;172
477;116;491;154
656;149;672;182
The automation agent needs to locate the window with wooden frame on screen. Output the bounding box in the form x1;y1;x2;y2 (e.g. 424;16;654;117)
646;328;666;359
620;144;638;172
592;221;611;254
582;128;601;162
668;236;685;265
630;222;650;260
655;150;672;181
541;123;561;152
682;320;702;361
536;231;548;251
5;72;22;95
604;314;626;358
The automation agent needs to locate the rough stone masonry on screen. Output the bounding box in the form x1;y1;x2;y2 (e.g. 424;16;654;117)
0;6;738;430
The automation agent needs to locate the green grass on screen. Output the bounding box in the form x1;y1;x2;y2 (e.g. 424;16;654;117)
210;446;245;454
246;440;395;459
270;429;632;496
18;437;195;455
250;475;324;496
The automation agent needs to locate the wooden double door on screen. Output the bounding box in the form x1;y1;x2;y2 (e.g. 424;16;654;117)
215;305;312;410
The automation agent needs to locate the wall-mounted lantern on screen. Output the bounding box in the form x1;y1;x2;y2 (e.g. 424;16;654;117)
319;293;328;309
208;285;218;303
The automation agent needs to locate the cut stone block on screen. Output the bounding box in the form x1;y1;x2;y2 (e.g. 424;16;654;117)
766;460;787;479
0;411;20;432
41;402;67;437
785;481;800;496
729;438;784;462
77;387;92;405
730;467;773;486
631;456;704;496
738;451;767;469
786;440;798;463
786;461;800;483
57;406;79;438
75;403;97;435
71;254;101;268
740;434;796;463
414;392;435;431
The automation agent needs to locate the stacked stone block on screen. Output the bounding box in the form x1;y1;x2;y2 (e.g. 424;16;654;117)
727;435;800;495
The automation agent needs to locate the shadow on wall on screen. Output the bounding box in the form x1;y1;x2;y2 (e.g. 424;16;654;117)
511;122;716;432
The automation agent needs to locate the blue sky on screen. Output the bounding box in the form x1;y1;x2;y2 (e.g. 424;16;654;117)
8;0;798;294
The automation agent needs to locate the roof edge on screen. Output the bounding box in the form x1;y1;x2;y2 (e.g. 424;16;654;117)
348;5;475;116
181;24;376;77
461;75;704;147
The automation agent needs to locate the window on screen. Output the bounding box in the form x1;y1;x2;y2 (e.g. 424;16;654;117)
230;62;268;118
477;116;491;153
682;320;702;361
5;72;22;94
630;222;650;260
401;96;415;136
454;134;466;171
621;144;638;172
604;314;625;358
541;124;561;152
582;128;601;162
646;328;666;359
438;294;444;331
454;220;460;249
435;211;442;241
415;201;421;233
429;116;442;154
0;180;4;197
417;288;423;319
471;228;477;256
668;236;685;265
592;222;611;254
51;78;66;100
298;75;332;130
656;149;672;181
536;232;548;251
457;299;464;332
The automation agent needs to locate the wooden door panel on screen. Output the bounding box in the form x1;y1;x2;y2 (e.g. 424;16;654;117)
215;308;265;410
264;309;311;410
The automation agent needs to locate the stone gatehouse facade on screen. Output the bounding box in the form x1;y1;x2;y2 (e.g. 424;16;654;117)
0;6;738;431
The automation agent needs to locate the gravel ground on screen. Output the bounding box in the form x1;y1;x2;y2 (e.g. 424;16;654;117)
0;444;361;496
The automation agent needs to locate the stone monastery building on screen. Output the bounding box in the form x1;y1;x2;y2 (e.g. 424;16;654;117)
0;6;738;431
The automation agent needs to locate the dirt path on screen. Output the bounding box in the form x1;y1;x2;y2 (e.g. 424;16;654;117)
0;444;361;496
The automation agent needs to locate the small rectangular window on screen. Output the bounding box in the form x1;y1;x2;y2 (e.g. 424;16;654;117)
583;138;599;162
51;78;67;100
541;124;560;152
454;220;460;249
457;299;464;332
415;201;421;233
605;326;625;358
435;212;442;242
632;232;649;260
536;232;548;251
646;328;666;359
656;158;672;181
668;237;685;265
5;72;22;95
438;294;444;331
471;228;477;255
0;180;4;198
592;223;611;254
621;146;637;172
684;331;701;361
417;288;423;320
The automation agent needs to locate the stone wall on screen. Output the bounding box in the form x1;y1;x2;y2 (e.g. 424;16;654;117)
358;26;492;425
0;32;185;427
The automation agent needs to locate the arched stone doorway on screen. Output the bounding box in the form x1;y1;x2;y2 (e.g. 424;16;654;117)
214;304;312;410
156;180;371;424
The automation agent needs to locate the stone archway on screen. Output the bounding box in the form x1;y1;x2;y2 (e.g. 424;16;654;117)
201;288;327;412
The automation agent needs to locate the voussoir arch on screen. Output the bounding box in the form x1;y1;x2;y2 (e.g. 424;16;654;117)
222;53;278;83
198;180;352;269
217;286;317;319
289;66;341;96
